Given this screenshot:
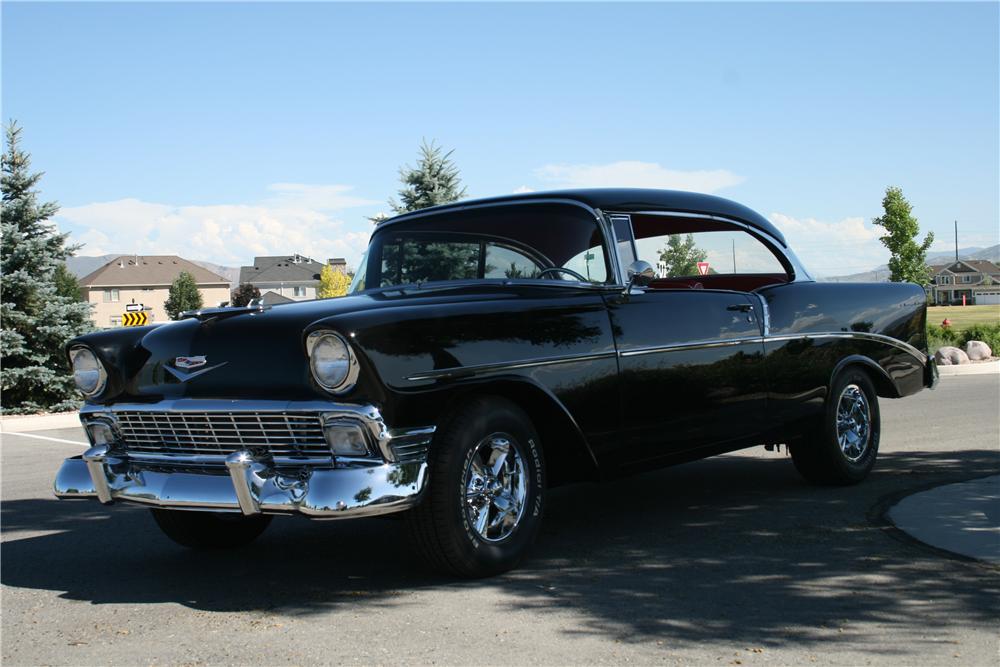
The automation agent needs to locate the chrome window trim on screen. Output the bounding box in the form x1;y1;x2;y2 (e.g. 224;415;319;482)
405;350;618;382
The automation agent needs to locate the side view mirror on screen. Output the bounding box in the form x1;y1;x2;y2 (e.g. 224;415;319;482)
624;260;656;295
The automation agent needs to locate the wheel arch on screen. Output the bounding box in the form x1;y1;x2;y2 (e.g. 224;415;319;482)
830;354;899;399
439;376;601;487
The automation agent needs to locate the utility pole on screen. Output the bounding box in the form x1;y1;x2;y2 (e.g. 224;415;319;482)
954;220;959;263
732;238;736;273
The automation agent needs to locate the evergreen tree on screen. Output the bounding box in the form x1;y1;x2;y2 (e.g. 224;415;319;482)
164;271;203;319
658;234;707;277
317;264;351;298
871;187;934;285
230;283;260;307
389;140;466;214
1;122;95;414
54;262;83;301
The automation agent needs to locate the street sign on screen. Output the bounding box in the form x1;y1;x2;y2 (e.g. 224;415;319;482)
122;311;149;327
697;261;710;276
125;303;144;312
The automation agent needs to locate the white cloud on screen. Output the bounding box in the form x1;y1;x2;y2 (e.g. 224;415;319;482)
56;184;376;269
768;212;888;278
512;185;534;194
534;160;744;193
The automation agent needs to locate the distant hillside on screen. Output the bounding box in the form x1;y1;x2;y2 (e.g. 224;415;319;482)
67;255;239;288
823;245;999;283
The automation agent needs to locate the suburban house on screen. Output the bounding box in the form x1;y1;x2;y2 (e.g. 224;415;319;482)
928;259;1000;305
79;255;231;328
238;254;348;303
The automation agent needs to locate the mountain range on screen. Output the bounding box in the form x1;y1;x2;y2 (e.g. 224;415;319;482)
822;245;1000;282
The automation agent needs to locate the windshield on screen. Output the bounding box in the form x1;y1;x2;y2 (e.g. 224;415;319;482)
350;203;610;293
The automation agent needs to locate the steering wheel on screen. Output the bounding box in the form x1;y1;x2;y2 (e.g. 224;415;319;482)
537;267;589;282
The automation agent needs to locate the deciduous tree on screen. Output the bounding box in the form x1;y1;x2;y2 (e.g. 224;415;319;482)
658;234;707;277
317;264;351;298
164;271;203;319
871;187;934;285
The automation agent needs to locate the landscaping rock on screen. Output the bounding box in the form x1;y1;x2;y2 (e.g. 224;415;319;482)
965;340;993;361
935;346;970;365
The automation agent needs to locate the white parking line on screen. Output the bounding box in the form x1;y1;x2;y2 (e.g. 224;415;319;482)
1;431;88;447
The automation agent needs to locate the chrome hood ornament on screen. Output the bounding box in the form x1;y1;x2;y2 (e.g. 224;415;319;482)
175;356;208;370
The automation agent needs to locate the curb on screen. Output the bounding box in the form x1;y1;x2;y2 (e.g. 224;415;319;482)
0;412;81;433
937;359;1000;376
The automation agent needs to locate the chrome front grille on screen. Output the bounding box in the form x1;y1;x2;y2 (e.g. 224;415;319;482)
115;411;331;460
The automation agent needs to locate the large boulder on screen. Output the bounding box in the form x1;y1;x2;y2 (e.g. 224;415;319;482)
965;340;993;361
935;346;970;365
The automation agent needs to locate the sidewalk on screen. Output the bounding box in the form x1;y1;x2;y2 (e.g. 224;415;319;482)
0;411;81;433
888;475;1000;564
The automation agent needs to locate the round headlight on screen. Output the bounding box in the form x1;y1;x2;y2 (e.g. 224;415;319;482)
306;331;358;394
70;346;107;397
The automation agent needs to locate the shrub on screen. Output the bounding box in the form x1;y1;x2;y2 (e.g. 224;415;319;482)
958;323;1000;354
926;324;956;353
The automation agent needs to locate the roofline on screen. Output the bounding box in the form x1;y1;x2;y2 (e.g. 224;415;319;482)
376;188;788;247
82;282;230;288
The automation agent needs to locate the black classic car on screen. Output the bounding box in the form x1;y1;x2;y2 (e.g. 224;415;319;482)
56;189;937;577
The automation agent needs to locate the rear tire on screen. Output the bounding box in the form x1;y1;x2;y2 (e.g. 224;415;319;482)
150;509;272;549
790;367;881;485
406;396;545;578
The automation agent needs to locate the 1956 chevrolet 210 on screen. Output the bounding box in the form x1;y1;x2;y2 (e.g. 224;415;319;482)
55;189;937;577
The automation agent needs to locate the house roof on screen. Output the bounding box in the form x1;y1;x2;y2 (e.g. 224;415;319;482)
259;290;295;305
79;255;229;287
929;260;1000;276
380;188;788;246
239;255;325;285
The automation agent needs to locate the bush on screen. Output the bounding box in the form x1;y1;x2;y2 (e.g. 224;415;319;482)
958;323;1000;354
926;324;956;353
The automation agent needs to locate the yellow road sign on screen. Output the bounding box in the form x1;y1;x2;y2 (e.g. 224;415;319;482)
122;311;149;327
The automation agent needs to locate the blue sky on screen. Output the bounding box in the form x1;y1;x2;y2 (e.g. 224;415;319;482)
3;1;998;276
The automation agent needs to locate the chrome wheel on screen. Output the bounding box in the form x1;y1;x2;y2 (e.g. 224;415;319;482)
464;432;527;542
836;384;871;462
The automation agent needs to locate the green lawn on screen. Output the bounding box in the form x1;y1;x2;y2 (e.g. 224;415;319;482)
927;305;1000;332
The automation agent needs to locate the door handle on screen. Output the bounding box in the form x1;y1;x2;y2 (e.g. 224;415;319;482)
727;303;753;312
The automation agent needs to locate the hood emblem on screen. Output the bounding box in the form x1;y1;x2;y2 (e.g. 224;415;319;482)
165;356;227;382
175;356;208;369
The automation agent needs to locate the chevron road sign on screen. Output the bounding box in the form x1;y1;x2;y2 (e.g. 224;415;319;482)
121;311;149;327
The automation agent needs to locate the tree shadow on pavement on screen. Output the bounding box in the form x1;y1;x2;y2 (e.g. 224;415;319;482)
2;448;998;651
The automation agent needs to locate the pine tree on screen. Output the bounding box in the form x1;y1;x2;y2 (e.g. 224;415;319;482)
871;187;934;285
389;140;467;214
317;264;351;298
658;234;707;277
164;272;203;319
230;283;260;307
1;122;95;414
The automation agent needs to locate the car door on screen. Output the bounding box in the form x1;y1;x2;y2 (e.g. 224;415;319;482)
599;213;780;469
605;288;766;467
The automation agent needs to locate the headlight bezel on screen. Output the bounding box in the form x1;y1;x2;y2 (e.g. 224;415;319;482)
69;346;108;398
305;330;359;395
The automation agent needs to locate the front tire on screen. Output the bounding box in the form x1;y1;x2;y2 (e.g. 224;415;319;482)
150;509;272;549
790;367;881;485
407;396;545;578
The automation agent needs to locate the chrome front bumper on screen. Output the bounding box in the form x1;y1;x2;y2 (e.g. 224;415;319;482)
54;400;433;519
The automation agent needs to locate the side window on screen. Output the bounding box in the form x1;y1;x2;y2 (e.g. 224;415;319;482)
380;238;480;287
562;245;608;283
484;243;542;279
635;230;785;278
611;215;637;268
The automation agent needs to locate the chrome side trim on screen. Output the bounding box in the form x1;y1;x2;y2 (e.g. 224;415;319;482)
755;294;771;337
764;331;927;363
404;350;618;381
619;336;764;358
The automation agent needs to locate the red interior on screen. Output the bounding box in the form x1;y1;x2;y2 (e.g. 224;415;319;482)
648;273;787;292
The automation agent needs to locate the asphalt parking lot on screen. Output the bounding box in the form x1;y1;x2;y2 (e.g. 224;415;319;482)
2;375;998;666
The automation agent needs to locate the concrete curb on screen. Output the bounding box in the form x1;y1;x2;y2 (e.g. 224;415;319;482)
937;359;1000;376
888;476;1000;564
0;412;81;433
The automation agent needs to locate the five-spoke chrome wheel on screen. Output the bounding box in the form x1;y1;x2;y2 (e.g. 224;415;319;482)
836;383;871;462
464;432;527;542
